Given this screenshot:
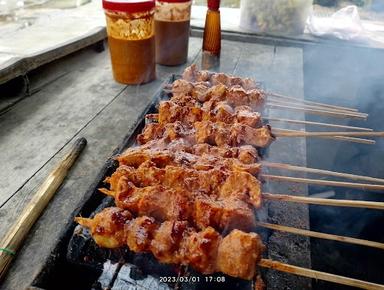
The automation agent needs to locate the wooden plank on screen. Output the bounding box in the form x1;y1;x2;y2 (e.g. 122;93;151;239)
0;0;107;85
0;42;105;115
0;29;107;85
234;42;312;289
0;49;125;207
0;36;201;208
0;37;201;290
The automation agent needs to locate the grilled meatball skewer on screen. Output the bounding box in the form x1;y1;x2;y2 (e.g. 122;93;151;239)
105;158;262;205
100;174;257;233
75;207;265;280
137;121;275;148
154;100;263;128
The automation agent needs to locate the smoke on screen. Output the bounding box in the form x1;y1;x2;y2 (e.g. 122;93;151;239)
303;42;384;289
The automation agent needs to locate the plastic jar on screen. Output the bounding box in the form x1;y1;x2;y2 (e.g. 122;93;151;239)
155;0;192;66
239;0;313;35
103;0;156;84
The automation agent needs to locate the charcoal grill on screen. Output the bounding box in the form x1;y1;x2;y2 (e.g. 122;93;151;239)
29;75;311;290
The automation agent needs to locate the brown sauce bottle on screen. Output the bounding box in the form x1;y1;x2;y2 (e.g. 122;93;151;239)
103;0;156;85
155;0;192;66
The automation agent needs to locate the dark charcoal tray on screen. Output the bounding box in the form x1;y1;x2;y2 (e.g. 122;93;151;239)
30;75;255;290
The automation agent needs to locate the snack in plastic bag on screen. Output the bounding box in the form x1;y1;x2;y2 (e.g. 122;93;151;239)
307;5;364;41
239;0;313;35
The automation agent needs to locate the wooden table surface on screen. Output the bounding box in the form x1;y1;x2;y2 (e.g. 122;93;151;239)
0;36;310;290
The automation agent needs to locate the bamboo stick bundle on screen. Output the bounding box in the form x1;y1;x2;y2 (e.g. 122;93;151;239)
0;138;87;282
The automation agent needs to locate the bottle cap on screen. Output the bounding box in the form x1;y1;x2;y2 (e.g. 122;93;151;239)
102;0;155;13
207;0;220;10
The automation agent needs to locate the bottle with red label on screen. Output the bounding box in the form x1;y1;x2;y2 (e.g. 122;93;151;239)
102;0;156;84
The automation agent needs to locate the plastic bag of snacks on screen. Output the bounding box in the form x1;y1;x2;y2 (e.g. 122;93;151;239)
307;5;364;41
239;0;313;35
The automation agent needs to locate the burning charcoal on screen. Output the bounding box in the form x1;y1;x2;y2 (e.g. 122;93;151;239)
91;260;120;290
130;253;179;278
180;270;252;290
112;263;171;290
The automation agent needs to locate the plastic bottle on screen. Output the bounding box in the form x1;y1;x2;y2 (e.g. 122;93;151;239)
103;0;156;84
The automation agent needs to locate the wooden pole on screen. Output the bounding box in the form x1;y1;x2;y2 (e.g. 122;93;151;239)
256;222;384;250
259;259;384;290
0;138;87;282
262;174;384;191
262;193;384;210
261;161;384;184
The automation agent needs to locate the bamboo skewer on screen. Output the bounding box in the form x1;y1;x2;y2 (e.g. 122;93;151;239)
264;117;373;131
267;99;363;115
318;135;376;144
267;98;358;115
262;193;384;210
273;130;384;138
258;259;384;290
263;174;384;191
266;92;358;112
272;128;376;144
0;138;87;282
267;103;368;119
256;222;384;250
262;161;384;184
